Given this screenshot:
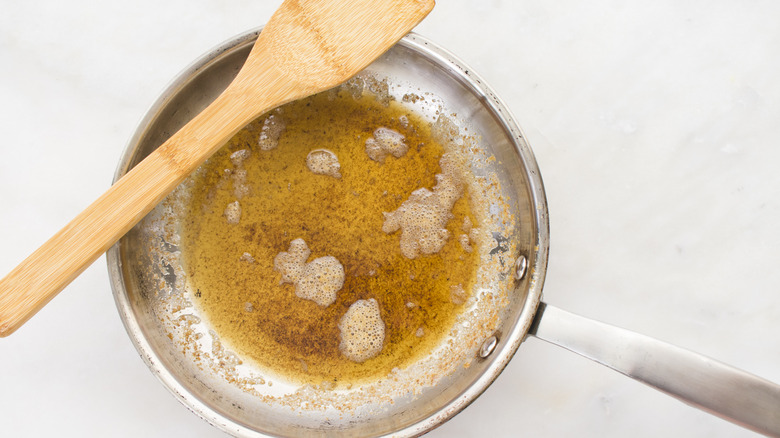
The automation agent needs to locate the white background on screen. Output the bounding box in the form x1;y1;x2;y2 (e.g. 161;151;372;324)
1;0;779;436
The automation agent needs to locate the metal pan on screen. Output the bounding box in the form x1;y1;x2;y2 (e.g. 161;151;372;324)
108;28;780;437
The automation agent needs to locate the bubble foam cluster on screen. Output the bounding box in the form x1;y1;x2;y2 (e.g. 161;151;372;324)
450;284;467;305
258;112;286;151
365;127;408;162
382;153;464;259
273;238;345;307
224;200;242;225
306;149;342;178
338;298;386;363
229;149;251;199
459;216;476;253
230;149;251;167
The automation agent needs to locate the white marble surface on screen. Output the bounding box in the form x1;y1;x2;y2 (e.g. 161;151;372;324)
1;0;779;436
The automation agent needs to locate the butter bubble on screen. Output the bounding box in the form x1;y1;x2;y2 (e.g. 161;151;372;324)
382;153;464;259
224;201;241;225
365;127;407;162
306;149;342;178
338;298;385;363
274;239;344;307
258;112;286;151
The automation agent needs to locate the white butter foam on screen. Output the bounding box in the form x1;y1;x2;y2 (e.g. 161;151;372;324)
224;201;241;225
338;298;385;363
274;238;345;307
382;153;464;259
258;112;286;151
365;127;407;162
306;149;342;178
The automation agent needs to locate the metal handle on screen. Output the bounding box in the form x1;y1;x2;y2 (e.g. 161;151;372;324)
529;302;780;437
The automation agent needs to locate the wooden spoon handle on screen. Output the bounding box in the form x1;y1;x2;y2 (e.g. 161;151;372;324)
0;83;273;337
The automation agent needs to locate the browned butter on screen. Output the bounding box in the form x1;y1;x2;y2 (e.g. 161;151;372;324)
180;88;479;386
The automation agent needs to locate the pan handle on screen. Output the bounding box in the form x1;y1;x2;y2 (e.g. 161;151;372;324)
528;302;780;437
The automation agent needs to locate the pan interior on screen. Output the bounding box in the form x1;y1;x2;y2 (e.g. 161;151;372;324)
109;31;547;437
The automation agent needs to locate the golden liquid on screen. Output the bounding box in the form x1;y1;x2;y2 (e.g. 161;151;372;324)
181;90;479;386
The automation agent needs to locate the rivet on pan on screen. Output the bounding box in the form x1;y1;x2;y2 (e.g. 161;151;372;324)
479;335;498;358
514;255;528;281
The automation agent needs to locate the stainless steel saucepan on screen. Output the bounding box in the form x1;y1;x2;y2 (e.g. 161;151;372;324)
109;28;780;437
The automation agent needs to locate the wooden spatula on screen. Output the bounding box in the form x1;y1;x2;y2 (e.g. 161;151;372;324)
0;0;435;336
